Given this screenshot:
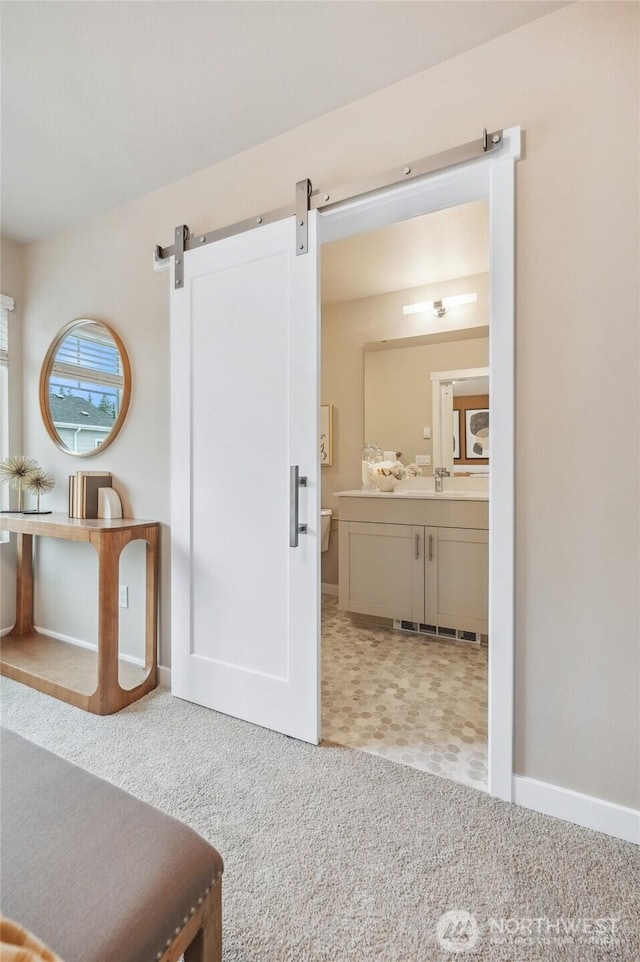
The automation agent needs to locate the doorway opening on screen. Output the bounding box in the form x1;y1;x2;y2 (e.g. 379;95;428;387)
165;127;517;799
315;126;518;800
319;200;491;790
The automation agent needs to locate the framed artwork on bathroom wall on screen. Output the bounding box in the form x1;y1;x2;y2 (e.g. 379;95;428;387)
453;395;489;464
452;409;460;460
465;408;490;459
320;405;333;466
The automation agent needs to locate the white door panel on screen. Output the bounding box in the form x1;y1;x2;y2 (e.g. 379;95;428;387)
170;214;320;742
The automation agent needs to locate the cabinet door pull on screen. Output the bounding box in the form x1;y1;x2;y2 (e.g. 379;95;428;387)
428;534;434;561
415;532;420;560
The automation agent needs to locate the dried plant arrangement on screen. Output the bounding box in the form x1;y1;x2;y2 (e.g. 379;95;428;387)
23;468;56;515
0;456;41;512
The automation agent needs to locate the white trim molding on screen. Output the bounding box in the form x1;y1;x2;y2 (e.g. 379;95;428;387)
321;582;338;596
158;665;172;688
513;775;640;845
33;626;145;668
486;142;518;802
321;126;521;804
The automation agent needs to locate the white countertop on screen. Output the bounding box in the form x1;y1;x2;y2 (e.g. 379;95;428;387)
335;489;489;501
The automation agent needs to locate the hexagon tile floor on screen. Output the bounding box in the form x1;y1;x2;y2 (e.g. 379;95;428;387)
321;595;488;790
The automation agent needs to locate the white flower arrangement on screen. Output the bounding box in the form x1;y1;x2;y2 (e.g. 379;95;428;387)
369;460;422;491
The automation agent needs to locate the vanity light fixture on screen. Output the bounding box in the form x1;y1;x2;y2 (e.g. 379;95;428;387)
402;292;478;318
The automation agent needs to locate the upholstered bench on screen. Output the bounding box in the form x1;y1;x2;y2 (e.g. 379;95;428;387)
0;729;223;962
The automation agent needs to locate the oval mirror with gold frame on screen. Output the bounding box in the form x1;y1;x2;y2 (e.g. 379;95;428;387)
39;318;131;457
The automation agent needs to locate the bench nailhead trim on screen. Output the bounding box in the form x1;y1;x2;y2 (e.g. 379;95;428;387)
156;880;219;961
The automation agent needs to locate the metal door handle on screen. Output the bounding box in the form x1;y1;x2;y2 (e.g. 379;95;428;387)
415;533;420;560
428;534;434;561
289;465;307;548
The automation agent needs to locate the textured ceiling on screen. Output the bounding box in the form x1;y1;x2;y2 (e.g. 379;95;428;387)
1;1;569;244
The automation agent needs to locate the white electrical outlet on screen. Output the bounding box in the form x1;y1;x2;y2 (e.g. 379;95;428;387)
119;585;129;608
415;454;431;466
422;426;431;439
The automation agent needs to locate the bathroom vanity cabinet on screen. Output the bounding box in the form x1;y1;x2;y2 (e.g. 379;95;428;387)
337;493;488;636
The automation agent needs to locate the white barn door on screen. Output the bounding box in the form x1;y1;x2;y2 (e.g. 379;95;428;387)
170;214;320;743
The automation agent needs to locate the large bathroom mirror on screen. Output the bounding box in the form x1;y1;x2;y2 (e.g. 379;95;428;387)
363;327;489;473
40;318;131;457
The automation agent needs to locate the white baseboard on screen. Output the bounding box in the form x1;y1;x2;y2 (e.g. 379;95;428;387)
513;775;639;845
1;625;13;637
33;625;145;668
6;623;637;845
321;583;338;597
157;665;171;688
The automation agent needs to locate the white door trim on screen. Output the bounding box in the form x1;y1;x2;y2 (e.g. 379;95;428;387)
319;127;520;801
487;153;517;800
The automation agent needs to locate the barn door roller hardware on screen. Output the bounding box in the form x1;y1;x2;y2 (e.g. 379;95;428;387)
173;225;189;289
156;128;503;285
295;179;311;256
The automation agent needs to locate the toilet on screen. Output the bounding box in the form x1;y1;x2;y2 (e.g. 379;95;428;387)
321;508;332;552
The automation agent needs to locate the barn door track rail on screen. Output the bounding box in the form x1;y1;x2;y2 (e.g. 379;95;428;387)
155;128;503;288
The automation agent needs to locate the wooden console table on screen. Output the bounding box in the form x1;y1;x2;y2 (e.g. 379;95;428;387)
0;513;159;715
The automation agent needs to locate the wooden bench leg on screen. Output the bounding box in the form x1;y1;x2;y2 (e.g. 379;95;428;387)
185;880;222;962
159;878;222;962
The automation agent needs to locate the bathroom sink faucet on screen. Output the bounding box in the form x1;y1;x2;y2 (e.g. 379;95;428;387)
434;467;450;493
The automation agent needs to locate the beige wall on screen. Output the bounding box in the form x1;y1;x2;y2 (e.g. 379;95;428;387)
364;336;489;470
1;238;25;631
9;3;639;807
320;273;489;587
321;274;489;510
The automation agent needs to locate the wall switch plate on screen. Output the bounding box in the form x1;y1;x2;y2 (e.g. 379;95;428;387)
119;585;129;608
422;427;431;439
415;454;431;466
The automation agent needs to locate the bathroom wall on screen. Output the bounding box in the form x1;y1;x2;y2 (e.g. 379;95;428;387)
321;274;488;500
9;3;639;808
364;334;489;471
0;238;25;631
320;274;489;587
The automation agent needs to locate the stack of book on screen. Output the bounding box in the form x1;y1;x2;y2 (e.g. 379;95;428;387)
68;471;112;519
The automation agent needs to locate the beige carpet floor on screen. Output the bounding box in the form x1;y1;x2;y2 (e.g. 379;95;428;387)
1;677;638;961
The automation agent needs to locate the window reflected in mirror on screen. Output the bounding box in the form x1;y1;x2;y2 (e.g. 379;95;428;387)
40;319;131;457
